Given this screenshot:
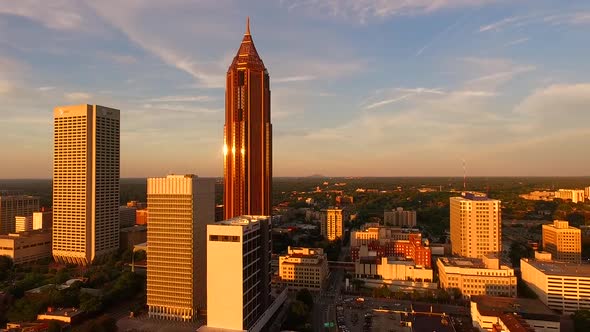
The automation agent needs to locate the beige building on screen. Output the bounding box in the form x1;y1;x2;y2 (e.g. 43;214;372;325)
0;195;39;234
321;208;343;241
52;104;120;265
555;189;585;203
585;186;590;199
0;230;52;264
279;247;328;291
355;256;433;283
146;175;215;321
383;207;417;227
437;255;517;299
15;216;33;233
542;220;581;263
521;256;590;313
519;191;555;201
450;192;501;259
470;295;560;332
33;210;52;230
207;215;272;331
350;226;419;247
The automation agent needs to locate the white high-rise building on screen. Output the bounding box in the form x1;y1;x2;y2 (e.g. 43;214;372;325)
206;215;272;331
146;175;215;321
52;104;120;265
450;192;501;259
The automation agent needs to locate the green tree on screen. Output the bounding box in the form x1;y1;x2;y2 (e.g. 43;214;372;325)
48;321;62;332
79;293;103;314
295;289;314;310
0;255;13;280
572;310;590;332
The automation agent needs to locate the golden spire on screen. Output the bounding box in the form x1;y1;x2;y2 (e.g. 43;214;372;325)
246;16;251;35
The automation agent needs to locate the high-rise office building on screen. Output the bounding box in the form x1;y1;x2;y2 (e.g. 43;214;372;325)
542;220;581;263
321;208;343;241
223;18;272;220
450;192;501;259
15;216;33;233
0;195;39;234
52;104;120;265
146;175;215;321
206;215;272;330
383;207;417;227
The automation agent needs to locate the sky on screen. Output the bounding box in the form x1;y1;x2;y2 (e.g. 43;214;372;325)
0;0;589;178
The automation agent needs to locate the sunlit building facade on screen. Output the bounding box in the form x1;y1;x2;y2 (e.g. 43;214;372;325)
223;18;272;220
52;104;120;265
0;230;52;264
279;246;328;291
0;195;39;234
33;210;52;230
384;207;417;227
321;208;343;241
554;189;585;203
450;192;501;259
542;220;581;263
146;175;215;321
15;216;33;233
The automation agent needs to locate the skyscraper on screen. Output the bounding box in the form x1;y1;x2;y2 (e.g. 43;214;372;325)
223;18;272;219
146;175;215;321
52;104;120;265
450;192;501;259
321;208;343;241
206;215;272;330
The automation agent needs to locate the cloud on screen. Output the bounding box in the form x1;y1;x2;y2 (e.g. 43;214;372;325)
479;12;590;33
364;87;445;110
38;86;56;91
503;37;529;47
0;0;84;30
460;57;535;90
282;0;500;23
515;83;590;116
104;54;138;65
365;94;413;110
274;75;317;83
479;15;530;32
147;95;213;103
65;92;92;100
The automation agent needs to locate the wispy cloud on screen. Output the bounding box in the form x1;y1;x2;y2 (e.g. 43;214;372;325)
503;37;529;47
0;0;85;30
65;92;92;100
38;86;55;92
365;94;413;110
480;12;590;33
147;95;213;103
274;75;317;83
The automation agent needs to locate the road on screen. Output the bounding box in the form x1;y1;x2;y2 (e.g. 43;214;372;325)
313;245;348;331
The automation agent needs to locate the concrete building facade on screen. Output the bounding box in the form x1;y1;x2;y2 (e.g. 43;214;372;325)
33;210;52;230
0;230;52;264
207;215;272;331
146;175;215;321
350;233;431;268
279;246;328;291
321;208;343;241
450;192;501;259
542;220;581;263
521;257;590;313
0;195;39;234
383;207;417;227
437;255;517;299
555;189;585;203
119;206;137;228
52;104;120;265
15;216;33;233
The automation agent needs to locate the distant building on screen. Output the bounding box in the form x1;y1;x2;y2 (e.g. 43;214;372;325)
321;208;343;241
542;220;581;263
521;256;590;313
120;225;147;250
355;256;433;284
119;206;137;228
147;175;214;321
585;186;590;199
32;210;52;230
351;233;431;268
278;246;328;291
335;195;353;205
15;216;33;233
0;195;39;234
519;191;555;201
207;215;272;331
135;209;148;225
383;207;417;227
470;295;560;332
437;255;517;299
450;192;501;259
351;226;420;247
126;200;147;209
37;307;83;324
555;189;585;203
0;230;52;264
52;104;120;265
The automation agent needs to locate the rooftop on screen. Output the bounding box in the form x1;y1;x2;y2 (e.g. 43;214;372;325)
499;313;535;332
471;295;559;322
39;307;83;318
0;229;51;240
438;257;486;268
524;258;590;277
217;215;269;226
453;192;498;201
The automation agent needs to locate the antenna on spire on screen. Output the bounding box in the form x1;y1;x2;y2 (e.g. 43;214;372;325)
246;16;251;35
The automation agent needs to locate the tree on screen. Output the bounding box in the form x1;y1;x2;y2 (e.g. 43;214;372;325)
572;310;590;332
295;289;314;310
0;255;13;280
79;293;103;314
48;321;62;332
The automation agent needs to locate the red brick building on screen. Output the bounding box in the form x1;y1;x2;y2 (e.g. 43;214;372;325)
351;234;431;268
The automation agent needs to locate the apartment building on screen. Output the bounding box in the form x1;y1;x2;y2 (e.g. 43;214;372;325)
321;208;343;241
383;207;417;227
278;247;328;291
542;220;581;263
350;233;431;268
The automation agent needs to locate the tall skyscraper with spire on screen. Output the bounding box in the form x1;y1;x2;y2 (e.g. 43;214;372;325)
224;18;272;220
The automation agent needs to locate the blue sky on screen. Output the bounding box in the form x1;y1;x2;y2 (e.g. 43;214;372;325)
1;0;589;178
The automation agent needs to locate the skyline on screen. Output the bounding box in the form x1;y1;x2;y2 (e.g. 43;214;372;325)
1;1;590;178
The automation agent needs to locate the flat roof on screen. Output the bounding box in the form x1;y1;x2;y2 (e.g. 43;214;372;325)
471;295;559;322
438;257;485;268
525;259;590;277
217;215;269;226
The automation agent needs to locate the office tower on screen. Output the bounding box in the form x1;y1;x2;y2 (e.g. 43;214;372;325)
279;247;329;291
146;175;215;321
321;208;343;241
542;220;581;263
0;195;39;234
383;207;417;227
33;210;53;230
52;104;120;265
135;209;148;225
15;216;33;232
119;206;137;228
207;215;272;330
450;192;501;259
223;18;272;219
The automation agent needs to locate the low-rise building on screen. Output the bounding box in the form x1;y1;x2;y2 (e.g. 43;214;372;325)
519;191;555;201
521;256;590;313
542;220;581;263
355;256;433;283
136;209;148;225
0;230;52;264
437;255;517;299
555;189;585;203
278;247;328;291
350;226;421;247
120;225;147;250
470;295;560;332
119;206;137;228
37;307;84;324
32;210;52;230
383;207;417;227
351;233;431;267
15;216;33;233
